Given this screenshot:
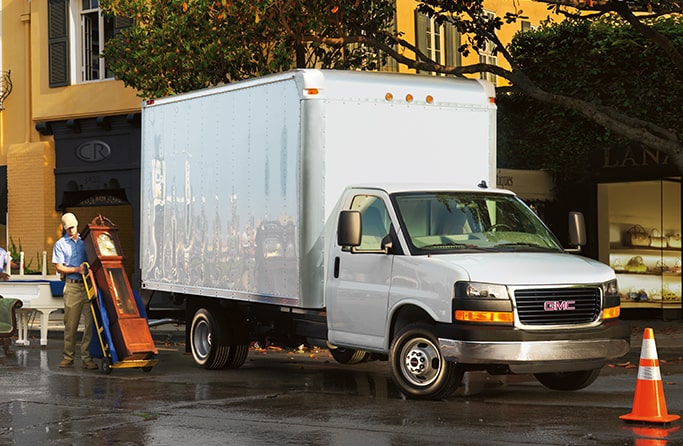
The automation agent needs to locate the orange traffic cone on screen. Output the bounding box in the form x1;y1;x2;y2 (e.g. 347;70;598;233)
620;328;680;424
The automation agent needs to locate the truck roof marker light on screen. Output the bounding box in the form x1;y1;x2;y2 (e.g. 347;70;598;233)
489;97;496;104
305;88;319;95
603;305;620;319
455;310;513;324
385;92;394;101
146;99;155;105
405;93;414;103
425;95;434;104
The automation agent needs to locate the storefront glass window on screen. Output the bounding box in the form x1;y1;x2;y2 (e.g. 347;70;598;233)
599;179;681;312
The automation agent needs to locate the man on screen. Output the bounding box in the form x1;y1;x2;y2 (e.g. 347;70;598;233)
52;213;98;369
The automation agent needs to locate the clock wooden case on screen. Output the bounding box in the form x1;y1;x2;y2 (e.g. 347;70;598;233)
82;215;157;361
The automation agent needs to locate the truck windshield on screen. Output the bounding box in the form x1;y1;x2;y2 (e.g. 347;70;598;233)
393;192;563;254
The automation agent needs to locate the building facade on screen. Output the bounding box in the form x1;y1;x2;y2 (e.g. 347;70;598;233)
1;0;560;289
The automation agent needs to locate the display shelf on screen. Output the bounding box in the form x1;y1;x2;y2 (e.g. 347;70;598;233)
610;246;682;305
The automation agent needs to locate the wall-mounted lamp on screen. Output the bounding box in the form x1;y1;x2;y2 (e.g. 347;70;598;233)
0;70;12;111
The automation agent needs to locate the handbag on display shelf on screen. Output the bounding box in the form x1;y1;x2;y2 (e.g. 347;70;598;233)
668;233;682;249
627;224;651;247
650;260;670;274
650;228;668;248
624;255;647;273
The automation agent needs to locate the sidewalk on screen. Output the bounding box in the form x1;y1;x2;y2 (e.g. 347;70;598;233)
627;318;683;349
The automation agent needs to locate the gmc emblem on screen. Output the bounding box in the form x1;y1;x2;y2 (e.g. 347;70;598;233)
544;300;576;311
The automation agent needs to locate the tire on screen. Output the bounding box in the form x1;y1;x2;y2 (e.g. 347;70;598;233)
190;308;231;369
223;311;249;369
329;347;370;365
534;368;602;391
389;323;463;400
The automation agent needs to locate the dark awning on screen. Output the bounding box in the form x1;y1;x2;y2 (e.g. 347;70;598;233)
58;188;129;209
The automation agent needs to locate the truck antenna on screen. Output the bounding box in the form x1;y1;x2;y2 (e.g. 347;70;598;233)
477;180;488;189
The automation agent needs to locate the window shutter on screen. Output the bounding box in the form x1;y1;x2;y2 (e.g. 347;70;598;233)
48;0;70;87
115;16;134;34
414;11;428;74
444;22;461;68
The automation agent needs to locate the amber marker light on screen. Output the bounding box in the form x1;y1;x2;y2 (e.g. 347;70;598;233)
305;88;320;95
385;92;393;101
425;95;434;104
489;97;496;104
405;93;414;102
603;306;620;319
455;310;514;324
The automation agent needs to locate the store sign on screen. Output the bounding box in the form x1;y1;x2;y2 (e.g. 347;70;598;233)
496;169;554;201
76;140;112;162
603;147;669;168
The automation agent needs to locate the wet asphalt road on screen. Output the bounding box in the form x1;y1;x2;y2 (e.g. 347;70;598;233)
1;322;683;446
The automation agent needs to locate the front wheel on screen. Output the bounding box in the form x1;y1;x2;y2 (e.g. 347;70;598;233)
534;368;602;391
389;323;463;400
329;346;370;364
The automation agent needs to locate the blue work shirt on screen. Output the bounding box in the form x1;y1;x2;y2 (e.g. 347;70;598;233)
52;234;87;280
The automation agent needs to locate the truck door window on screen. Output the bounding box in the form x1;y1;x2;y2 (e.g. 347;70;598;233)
350;195;390;251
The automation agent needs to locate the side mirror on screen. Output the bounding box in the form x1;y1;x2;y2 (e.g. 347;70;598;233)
337;210;361;247
568;212;586;247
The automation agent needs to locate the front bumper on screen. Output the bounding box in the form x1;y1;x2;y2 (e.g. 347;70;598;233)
437;320;631;374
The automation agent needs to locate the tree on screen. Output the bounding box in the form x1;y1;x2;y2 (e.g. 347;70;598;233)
100;0;395;98
497;15;683;182
309;0;683;174
103;0;683;173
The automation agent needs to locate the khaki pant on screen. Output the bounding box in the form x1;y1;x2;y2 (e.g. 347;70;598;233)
62;282;94;362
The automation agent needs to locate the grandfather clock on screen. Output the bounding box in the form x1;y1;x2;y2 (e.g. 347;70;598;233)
82;215;157;361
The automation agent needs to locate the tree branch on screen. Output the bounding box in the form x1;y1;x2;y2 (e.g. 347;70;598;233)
611;1;683;73
312;33;681;157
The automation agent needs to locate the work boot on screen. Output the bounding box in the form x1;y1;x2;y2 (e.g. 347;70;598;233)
82;359;99;370
59;359;74;368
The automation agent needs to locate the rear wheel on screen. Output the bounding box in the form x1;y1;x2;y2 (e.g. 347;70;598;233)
190;308;230;369
534;368;602;391
389;323;463;400
223;311;250;369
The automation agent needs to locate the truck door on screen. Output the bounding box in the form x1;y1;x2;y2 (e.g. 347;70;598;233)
327;193;393;350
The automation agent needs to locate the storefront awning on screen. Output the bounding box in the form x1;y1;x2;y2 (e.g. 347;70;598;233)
496;169;554;201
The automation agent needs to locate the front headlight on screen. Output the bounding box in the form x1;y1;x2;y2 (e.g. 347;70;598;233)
456;282;509;299
602;278;621;319
602;279;619;297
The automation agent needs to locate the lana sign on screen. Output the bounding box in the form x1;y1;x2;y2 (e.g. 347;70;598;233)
76;140;112;162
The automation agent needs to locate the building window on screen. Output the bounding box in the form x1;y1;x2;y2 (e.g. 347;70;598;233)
48;0;131;87
478;11;498;86
414;11;460;75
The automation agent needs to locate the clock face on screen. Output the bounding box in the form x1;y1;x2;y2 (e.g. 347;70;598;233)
97;233;119;256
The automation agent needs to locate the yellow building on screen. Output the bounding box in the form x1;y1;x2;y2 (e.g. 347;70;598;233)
0;0;555;282
1;0;140;278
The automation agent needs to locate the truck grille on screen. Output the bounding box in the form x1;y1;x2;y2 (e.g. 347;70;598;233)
514;287;600;325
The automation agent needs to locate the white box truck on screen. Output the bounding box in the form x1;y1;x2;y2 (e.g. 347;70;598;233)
140;69;630;400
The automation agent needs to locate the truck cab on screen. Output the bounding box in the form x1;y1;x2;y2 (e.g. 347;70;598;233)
327;184;630;400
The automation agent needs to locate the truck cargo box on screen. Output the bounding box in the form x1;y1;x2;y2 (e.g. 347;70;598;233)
141;69;496;309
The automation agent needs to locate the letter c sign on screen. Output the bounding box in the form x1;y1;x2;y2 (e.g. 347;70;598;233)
76;140;112;162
